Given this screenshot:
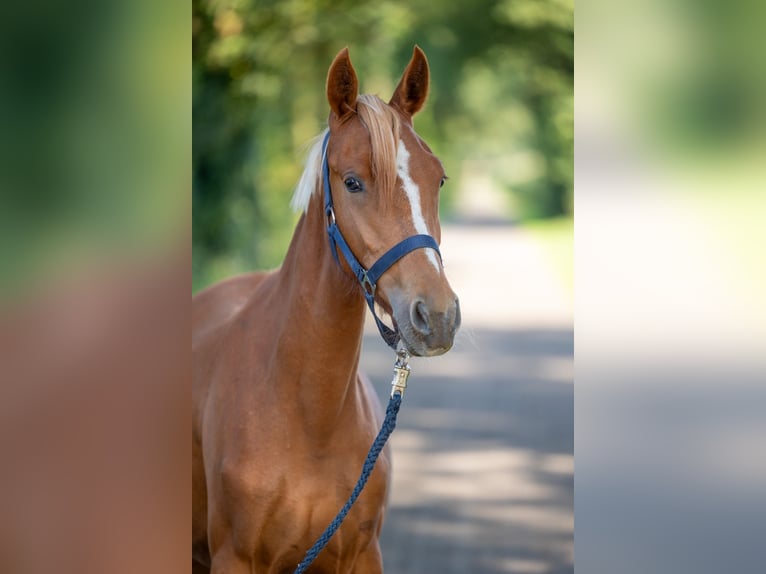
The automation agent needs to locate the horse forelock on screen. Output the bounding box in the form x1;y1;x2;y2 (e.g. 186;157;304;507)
355;95;401;206
290;95;401;213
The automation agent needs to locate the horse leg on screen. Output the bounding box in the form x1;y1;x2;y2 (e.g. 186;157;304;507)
192;558;211;574
207;483;258;574
207;506;254;573
352;541;384;573
209;542;252;574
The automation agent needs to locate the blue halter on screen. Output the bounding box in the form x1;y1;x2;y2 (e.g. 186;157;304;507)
321;131;441;349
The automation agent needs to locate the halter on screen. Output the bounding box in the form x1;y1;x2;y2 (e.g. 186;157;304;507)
321;130;441;349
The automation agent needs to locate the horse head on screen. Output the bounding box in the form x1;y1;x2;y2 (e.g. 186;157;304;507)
298;47;461;357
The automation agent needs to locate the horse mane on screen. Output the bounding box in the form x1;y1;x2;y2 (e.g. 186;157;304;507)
291;95;401;213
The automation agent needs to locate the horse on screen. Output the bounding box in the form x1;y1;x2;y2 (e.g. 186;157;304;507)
192;46;460;574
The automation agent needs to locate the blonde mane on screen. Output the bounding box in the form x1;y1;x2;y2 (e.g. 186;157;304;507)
291;95;401;213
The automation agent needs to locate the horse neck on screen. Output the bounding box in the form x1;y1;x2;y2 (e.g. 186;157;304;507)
270;192;368;433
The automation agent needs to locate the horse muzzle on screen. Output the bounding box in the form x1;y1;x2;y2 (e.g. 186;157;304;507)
393;294;461;357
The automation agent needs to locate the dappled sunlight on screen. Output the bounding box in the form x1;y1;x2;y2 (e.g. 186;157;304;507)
362;320;573;572
496;558;551;573
393;410;514;437
357;217;572;571
405;351;573;384
392;444;570;506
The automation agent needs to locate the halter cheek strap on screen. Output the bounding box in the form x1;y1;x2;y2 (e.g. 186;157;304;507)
321;131;441;349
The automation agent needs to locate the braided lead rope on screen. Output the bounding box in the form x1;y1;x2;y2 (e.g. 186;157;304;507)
293;392;402;573
294;350;411;573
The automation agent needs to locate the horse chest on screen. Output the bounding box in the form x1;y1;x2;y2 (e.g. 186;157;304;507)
261;438;390;519
217;402;387;532
247;446;389;570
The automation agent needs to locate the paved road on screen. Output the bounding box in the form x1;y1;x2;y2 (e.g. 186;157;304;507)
359;223;573;574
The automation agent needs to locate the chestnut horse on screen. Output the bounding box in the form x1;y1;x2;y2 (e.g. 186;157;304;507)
192;47;460;573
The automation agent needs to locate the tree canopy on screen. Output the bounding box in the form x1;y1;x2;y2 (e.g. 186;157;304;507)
193;0;573;290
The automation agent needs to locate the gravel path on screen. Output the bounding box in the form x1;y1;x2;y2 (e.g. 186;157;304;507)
360;223;573;574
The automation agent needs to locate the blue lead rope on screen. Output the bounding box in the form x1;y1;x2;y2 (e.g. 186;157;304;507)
293;392;403;573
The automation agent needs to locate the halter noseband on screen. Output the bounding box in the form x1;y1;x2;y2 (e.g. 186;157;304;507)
321;131;441;349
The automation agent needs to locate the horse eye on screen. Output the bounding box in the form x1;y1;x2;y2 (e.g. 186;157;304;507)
344;177;364;193
439;176;448;189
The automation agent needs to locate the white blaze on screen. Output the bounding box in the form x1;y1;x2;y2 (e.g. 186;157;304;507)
396;139;441;272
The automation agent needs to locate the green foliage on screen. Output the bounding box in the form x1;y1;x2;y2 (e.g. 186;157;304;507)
193;0;573;290
1;0;187;297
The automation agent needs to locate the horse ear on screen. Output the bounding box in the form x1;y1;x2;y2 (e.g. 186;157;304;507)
390;45;430;118
326;47;358;119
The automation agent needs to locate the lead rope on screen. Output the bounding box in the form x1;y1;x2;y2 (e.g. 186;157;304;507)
293;348;411;574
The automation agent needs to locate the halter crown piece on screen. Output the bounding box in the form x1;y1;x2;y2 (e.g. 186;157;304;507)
321;131;442;350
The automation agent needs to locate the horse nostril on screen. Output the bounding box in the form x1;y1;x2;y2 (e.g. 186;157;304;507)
410;300;431;335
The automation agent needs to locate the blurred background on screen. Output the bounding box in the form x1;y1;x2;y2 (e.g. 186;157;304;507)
0;0;188;300
577;0;766;573
193;1;573;572
192;0;573;291
1;2;188;573
3;0;761;572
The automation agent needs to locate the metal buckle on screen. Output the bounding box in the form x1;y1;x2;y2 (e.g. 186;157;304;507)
326;207;336;227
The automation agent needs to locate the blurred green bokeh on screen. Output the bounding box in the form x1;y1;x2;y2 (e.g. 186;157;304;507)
192;0;573;291
0;0;189;300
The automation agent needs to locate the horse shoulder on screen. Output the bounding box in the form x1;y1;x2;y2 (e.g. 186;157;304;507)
193;270;275;438
193;271;272;347
192;269;276;562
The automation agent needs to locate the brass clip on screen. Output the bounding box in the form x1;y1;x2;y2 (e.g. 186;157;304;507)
390;348;411;398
